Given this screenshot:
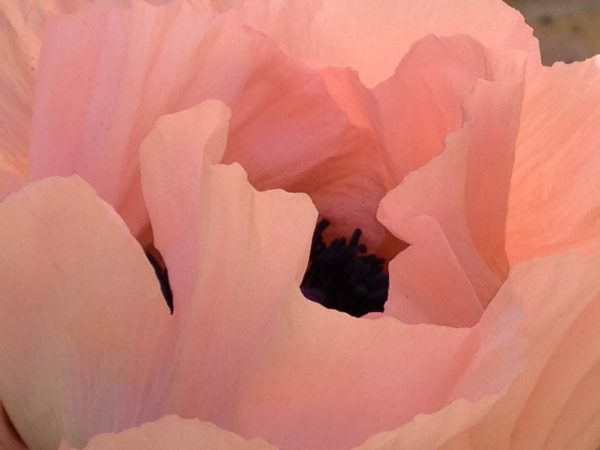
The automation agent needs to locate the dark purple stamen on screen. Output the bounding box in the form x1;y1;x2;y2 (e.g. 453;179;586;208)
300;219;389;317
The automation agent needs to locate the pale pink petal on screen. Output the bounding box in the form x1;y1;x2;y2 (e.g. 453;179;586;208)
241;0;539;86
374;35;526;181
60;415;275;450
378;72;523;326
140;107;523;450
358;251;600;449
0;176;173;450
507;58;600;265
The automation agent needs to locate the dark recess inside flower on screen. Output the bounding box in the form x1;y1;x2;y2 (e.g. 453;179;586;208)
146;249;174;314
300;219;389;317
146;219;389;317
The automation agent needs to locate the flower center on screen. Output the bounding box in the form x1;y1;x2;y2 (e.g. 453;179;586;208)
300;219;389;317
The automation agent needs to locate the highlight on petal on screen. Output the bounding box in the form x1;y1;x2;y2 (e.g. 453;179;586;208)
59;415;275;450
358;251;600;449
379;69;524;326
0;176;173;450
241;0;539;86
507;58;600;265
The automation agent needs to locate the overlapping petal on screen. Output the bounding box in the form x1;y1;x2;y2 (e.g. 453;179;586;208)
378;58;524;326
373;35;526;181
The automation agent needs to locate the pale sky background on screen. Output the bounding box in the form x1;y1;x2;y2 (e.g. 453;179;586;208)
508;0;600;64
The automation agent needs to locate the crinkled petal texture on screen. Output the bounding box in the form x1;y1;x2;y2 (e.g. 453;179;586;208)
0;102;524;450
27;0;391;248
58;415;275;450
377;40;525;327
507;58;600;265
357;251;600;450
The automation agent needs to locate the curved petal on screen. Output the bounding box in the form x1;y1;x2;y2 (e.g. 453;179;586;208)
379;73;523;326
0;176;173;450
240;0;539;86
140;105;524;450
59;415;275;450
507;58;600;265
358;251;600;450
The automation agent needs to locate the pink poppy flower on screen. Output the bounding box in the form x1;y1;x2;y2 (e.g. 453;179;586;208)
1;0;600;449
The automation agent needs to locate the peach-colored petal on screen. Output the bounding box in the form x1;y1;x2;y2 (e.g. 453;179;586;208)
358;251;600;449
507;58;600;265
0;176;173;450
240;0;539;86
140;105;523;450
379;72;523;326
59;415;275;450
374;35;526;182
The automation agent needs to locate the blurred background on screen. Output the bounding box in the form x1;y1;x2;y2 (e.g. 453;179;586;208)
507;0;600;64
